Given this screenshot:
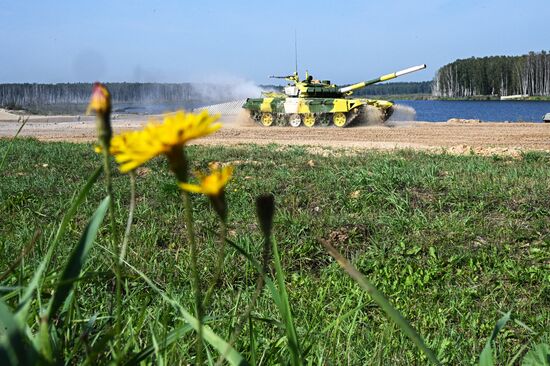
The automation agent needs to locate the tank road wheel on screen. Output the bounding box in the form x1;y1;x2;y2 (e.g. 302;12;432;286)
333;112;347;127
303;114;315;127
275;114;287;126
261;113;274;127
318;114;330;127
289;114;302;127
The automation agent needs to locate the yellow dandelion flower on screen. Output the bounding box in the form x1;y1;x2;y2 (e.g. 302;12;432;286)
179;165;234;197
109;110;221;173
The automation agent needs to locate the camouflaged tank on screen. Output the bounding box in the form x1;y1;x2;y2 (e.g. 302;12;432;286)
242;64;426;127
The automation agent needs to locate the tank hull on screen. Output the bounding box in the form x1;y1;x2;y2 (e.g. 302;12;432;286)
242;97;393;127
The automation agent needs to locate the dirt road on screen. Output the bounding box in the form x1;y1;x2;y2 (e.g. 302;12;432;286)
1;111;549;155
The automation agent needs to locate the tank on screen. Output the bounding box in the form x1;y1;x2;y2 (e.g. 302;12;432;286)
242;64;426;127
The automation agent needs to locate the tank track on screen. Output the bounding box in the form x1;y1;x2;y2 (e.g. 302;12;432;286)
249;107;384;128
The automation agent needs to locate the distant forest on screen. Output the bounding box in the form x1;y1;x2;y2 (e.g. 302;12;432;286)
0;82;235;110
353;81;432;96
262;81;432;97
432;51;550;98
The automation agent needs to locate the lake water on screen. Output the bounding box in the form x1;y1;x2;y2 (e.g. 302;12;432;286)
395;100;550;122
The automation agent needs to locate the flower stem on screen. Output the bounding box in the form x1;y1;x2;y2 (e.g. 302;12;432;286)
99;140;116;237
119;172;136;265
98;122;122;348
168;146;203;363
182;190;204;364
203;220;227;310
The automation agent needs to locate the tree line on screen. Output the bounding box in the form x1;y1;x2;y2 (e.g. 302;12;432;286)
0;82;215;109
353;81;432;96
432;51;550;98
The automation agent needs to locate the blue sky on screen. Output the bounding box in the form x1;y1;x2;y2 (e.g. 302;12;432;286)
0;0;548;84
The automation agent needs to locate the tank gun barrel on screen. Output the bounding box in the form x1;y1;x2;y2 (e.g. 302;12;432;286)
338;64;426;94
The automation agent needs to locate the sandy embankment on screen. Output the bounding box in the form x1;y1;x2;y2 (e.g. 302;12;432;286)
0;109;20;121
1;109;549;156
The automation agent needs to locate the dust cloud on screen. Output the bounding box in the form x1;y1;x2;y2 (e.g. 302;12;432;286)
358;105;385;126
386;104;417;127
191;75;266;126
192;75;265;102
353;104;417;127
234;109;256;127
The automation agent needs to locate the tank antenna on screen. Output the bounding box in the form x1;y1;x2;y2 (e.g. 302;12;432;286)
294;30;298;75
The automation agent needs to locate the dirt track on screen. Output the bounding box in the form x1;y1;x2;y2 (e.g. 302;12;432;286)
1;112;550;156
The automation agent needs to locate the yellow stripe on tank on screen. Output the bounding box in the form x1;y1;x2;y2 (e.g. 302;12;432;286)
260;98;273;112
331;99;350;112
298;101;311;113
380;73;397;81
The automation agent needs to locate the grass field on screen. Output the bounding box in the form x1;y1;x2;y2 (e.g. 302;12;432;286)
1;138;549;364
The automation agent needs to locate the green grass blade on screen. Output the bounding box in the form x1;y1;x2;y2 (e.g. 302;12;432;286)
0;299;38;365
488;311;512;343
272;238;302;366
108;248;248;366
321;239;440;365
248;317;257;366
0;116;28;172
81;328;117;366
521;343;550;366
479;311;512;366
123;323;194;365
224;237;281;310
46;196;110;320
222;235;303;365
0;230;40;283
479;345;494;366
507;343;531;366
48;165;104;269
16;166;102;319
